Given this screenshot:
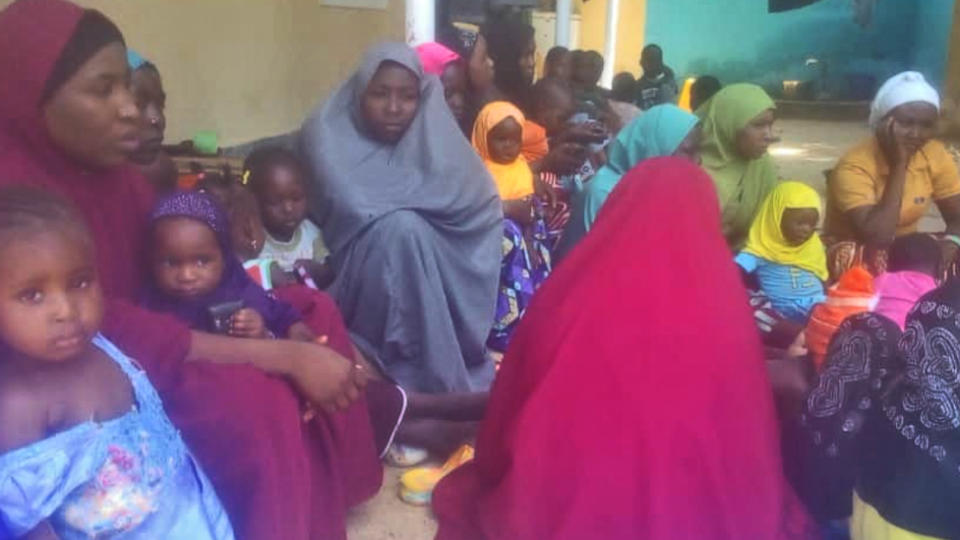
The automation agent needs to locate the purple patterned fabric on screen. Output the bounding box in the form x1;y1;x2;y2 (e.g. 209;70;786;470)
487;202;551;353
141;191;301;336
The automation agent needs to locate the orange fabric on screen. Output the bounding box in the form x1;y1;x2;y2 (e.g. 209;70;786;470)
805;266;876;370
472;101;535;200
521;120;549;162
826;137;960;239
178;172;201;191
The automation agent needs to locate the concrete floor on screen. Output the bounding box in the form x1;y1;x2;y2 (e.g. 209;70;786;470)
771;118;869;192
344;118;918;540
347;466;438;539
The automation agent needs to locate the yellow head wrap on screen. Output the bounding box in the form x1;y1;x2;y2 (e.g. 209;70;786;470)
743;181;828;281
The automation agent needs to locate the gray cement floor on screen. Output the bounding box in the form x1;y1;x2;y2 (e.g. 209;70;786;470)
347;466;438;539
344;118;920;540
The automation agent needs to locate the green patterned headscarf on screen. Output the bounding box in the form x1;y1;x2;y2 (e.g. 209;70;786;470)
698;84;778;249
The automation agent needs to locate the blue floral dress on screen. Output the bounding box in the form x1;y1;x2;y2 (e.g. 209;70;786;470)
0;335;234;539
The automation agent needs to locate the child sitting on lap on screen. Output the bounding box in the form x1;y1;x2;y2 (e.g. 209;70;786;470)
0;187;233;539
243;146;333;289
736;181;828;323
873;233;940;329
142;190;315;342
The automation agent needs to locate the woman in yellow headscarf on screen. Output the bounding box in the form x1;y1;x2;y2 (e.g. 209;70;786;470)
735;181;828;324
472;102;551;353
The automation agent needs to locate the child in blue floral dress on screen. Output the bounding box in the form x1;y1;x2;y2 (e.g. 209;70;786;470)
0;187;233;539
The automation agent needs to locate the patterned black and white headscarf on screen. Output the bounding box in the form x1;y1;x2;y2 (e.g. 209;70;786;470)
803;312;903;457
887;298;960;472
799;285;960;530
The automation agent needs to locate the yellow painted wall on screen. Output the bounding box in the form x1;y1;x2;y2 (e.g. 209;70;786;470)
0;0;403;145
576;0;646;77
939;1;960;135
946;0;960;94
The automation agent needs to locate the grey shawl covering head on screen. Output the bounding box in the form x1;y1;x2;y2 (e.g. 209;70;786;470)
301;42;501;254
300;43;502;393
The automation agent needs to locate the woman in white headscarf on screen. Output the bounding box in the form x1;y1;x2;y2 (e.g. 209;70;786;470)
825;71;960;278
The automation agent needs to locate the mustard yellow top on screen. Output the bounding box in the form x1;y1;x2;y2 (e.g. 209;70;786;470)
826;137;960;239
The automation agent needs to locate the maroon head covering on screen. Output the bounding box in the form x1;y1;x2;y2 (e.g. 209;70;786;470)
0;0;153;300
0;0;83;147
434;158;816;539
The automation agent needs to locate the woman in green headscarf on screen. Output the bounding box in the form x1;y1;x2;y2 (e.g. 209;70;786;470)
698;84;779;249
556;104;701;261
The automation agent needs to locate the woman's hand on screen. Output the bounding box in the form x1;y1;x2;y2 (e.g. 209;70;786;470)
534;175;559;209
558;121;608;146
542;142;589;176
229;308;267;339
939;239;959;279
288;342;368;413
503;197;534;226
186;332;366;411
877;116;911;169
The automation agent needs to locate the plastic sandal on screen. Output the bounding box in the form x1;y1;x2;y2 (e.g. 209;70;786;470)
399;444;474;506
385;443;429;468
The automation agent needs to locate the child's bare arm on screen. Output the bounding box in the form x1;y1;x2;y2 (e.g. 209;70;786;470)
0;389;61;538
0;378;48;454
23;521;60;539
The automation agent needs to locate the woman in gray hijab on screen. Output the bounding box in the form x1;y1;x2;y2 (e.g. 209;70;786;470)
301;43;501;403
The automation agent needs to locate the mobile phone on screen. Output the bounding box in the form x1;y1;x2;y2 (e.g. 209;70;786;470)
208;300;244;334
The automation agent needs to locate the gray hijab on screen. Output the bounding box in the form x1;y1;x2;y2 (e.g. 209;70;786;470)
300;44;502;392
300;42;502;255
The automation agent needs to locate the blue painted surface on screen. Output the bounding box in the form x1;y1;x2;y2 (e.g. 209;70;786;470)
643;0;955;99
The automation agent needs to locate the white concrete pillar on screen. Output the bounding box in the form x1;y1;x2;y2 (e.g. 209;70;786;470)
406;0;435;46
601;0;620;88
556;0;572;47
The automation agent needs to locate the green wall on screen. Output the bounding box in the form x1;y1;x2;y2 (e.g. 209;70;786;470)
644;0;954;99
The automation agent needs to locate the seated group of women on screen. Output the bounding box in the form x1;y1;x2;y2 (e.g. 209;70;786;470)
2;1;960;539
411;22;960;540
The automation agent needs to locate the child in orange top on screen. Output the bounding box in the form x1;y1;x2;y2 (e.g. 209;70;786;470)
805;266;876;370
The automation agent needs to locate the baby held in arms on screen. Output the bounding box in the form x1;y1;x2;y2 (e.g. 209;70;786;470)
142;190;316;342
